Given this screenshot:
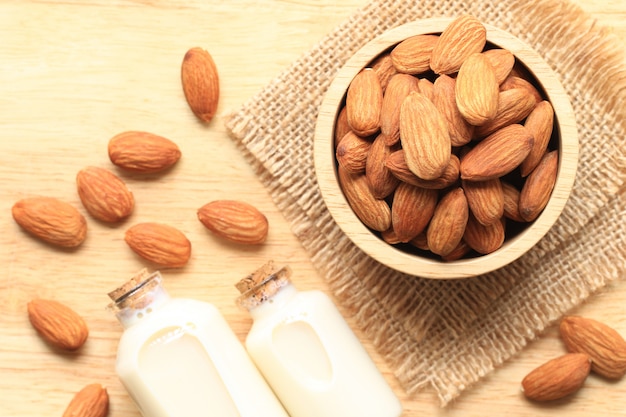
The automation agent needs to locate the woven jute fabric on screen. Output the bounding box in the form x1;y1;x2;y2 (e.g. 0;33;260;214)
224;0;626;406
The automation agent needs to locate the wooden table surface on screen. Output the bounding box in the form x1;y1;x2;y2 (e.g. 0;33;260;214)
1;1;625;416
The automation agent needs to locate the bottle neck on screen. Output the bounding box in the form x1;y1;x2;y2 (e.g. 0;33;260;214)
107;269;171;329
248;283;298;320
235;262;296;319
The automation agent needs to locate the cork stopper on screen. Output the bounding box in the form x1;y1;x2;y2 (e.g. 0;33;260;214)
107;268;162;310
236;261;292;310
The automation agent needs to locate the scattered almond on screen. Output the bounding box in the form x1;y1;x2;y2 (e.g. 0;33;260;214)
76;166;134;223
63;383;109;417
12;197;87;248
27;299;89;351
521;353;591;402
560;316;626;379
108;131;181;174
181;47;220;123
198;200;269;245
124;222;191;267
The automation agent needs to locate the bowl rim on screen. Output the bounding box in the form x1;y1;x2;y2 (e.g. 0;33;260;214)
313;17;579;279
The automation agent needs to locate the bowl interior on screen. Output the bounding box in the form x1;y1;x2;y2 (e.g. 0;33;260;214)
314;18;578;279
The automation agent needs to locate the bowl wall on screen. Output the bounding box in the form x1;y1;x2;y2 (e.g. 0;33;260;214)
314;18;578;279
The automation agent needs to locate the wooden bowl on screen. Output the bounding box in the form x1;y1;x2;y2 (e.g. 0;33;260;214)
314;18;578;279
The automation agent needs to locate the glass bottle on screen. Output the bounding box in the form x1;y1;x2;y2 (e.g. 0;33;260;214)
235;262;403;417
108;268;289;417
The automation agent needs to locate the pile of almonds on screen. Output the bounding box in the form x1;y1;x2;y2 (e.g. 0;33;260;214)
14;46;270;416
522;316;626;402
335;15;558;261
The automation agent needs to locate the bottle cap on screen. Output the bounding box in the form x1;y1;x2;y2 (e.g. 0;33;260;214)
235;261;291;310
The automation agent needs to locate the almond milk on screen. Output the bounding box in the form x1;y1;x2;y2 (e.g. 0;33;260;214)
236;262;403;417
108;269;288;417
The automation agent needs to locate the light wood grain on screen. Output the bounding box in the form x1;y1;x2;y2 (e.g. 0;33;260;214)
1;1;624;416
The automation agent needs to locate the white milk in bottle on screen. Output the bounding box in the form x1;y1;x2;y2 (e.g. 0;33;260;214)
107;268;289;417
235;262;403;417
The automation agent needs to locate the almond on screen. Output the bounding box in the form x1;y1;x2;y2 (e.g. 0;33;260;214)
335;130;372;174
501;75;543;104
521;100;555;177
381;227;402;245
391;182;438;243
124;222;191;267
386;151;459;190
370;52;397;92
365;133;400;199
463;214;505;254
181;47;220;123
409;232;429;251
12;197;87;248
462;178;504;226
430;15;487;75
390;34;439;75
433;74;474;147
399;92;451;180
334;106;351;148
63;383;109;417
426;187;469;256
560;316;626;379
455;53;499;126
27;299;88;351
501;181;526;223
483;48;515;84
198;200;269;245
521;353;591;402
519;150;558;222
338;167;391;232
417;78;435;102
346;68;383;137
380;74;419;145
76;166;134;223
441;240;472;261
108;131;181;174
474;88;537;138
460;124;534;181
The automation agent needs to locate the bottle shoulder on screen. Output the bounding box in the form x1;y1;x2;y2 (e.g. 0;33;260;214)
249;289;337;329
117;298;221;339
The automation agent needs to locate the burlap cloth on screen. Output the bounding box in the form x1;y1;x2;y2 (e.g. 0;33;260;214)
224;0;626;406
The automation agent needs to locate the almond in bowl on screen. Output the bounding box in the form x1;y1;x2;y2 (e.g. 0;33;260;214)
314;16;578;279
